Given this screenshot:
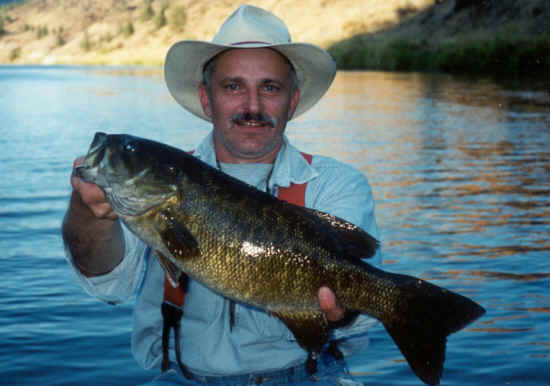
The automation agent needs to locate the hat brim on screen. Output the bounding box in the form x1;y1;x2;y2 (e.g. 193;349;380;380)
164;41;337;122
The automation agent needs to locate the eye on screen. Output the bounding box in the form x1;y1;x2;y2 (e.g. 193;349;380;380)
123;142;137;153
161;164;179;177
225;82;239;92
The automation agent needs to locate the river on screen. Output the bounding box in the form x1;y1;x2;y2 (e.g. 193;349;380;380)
0;66;549;385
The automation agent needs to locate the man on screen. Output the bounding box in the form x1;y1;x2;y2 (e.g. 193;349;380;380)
63;4;381;385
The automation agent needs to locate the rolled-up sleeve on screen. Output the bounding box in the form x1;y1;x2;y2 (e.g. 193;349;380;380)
64;222;147;304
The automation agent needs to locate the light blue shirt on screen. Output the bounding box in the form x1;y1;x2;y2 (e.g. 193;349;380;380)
66;131;381;376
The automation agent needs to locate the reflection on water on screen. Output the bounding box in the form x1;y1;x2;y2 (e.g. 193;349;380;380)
1;67;549;385
293;71;550;384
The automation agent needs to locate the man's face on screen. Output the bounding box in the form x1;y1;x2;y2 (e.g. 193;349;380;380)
199;48;300;163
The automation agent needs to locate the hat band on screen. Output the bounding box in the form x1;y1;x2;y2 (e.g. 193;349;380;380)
230;41;270;46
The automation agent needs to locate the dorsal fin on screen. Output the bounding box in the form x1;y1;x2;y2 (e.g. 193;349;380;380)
280;202;379;263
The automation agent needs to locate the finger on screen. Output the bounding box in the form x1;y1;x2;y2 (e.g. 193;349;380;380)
91;203;118;220
84;188;117;220
73;156;85;169
318;286;346;322
70;157;117;220
70;157;86;190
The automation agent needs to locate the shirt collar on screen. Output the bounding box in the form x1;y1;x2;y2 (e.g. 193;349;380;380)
193;131;319;190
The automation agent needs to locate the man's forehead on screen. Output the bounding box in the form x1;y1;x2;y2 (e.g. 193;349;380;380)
211;48;293;76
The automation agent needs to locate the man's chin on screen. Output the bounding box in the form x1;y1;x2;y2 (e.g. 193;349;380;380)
233;140;282;161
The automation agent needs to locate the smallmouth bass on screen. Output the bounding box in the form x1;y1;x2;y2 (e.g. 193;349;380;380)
76;132;485;385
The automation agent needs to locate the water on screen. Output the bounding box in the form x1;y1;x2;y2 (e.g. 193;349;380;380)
0;66;549;385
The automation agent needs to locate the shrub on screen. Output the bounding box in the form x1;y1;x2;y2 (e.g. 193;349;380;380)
55;26;65;47
36;25;48;38
140;0;154;22
0;14;5;36
154;2;168;29
169;5;186;31
80;31;91;52
120;21;134;37
10;46;21;61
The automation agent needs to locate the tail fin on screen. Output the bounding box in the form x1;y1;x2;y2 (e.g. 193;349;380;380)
380;274;485;385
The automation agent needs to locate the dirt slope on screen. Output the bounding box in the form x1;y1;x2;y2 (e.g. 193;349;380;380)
0;0;442;64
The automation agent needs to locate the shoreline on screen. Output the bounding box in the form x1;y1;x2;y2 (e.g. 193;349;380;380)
329;33;550;79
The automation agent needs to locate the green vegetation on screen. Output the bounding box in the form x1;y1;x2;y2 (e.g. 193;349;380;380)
329;34;550;78
154;1;168;29
80;30;91;52
36;25;48;38
0;14;5;37
119;21;134;37
9;46;20;60
169;5;186;31
54;26;65;46
140;0;154;22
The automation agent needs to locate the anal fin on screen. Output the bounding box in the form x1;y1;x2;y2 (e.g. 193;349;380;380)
272;310;329;374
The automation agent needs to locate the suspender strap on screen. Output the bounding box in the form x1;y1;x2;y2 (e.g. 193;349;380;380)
161;151;313;373
164;276;186;307
276;152;313;207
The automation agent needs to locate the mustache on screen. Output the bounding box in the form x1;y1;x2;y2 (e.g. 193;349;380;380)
230;112;277;127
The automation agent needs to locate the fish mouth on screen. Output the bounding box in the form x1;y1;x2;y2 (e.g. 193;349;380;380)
75;132;108;184
86;132;108;167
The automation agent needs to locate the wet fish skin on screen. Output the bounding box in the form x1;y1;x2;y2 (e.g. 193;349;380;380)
77;132;486;385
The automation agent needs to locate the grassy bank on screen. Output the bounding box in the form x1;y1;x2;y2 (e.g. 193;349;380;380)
329;33;550;77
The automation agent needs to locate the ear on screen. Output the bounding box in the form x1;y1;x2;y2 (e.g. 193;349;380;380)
198;84;213;119
287;88;300;120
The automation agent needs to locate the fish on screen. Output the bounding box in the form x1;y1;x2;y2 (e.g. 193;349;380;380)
76;132;485;385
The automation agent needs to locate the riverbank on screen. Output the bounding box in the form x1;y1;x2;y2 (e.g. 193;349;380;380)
329;0;549;77
1;0;548;78
329;33;550;78
0;0;436;65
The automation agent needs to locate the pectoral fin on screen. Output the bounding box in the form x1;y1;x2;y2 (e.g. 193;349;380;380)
157;209;201;261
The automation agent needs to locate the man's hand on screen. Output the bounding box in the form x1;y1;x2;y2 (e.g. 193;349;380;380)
318;286;346;323
71;157;117;220
63;157;124;277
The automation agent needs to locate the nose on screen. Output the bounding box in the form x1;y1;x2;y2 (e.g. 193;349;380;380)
245;89;262;114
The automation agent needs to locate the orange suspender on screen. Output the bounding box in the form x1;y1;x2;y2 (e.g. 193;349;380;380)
162;151;313;308
163;276;187;307
276;152;313;207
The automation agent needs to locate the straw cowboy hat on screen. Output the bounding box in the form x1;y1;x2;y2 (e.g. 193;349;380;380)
164;4;337;122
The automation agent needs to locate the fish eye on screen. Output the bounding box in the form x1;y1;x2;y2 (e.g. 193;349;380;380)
164;164;177;176
124;142;137;153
